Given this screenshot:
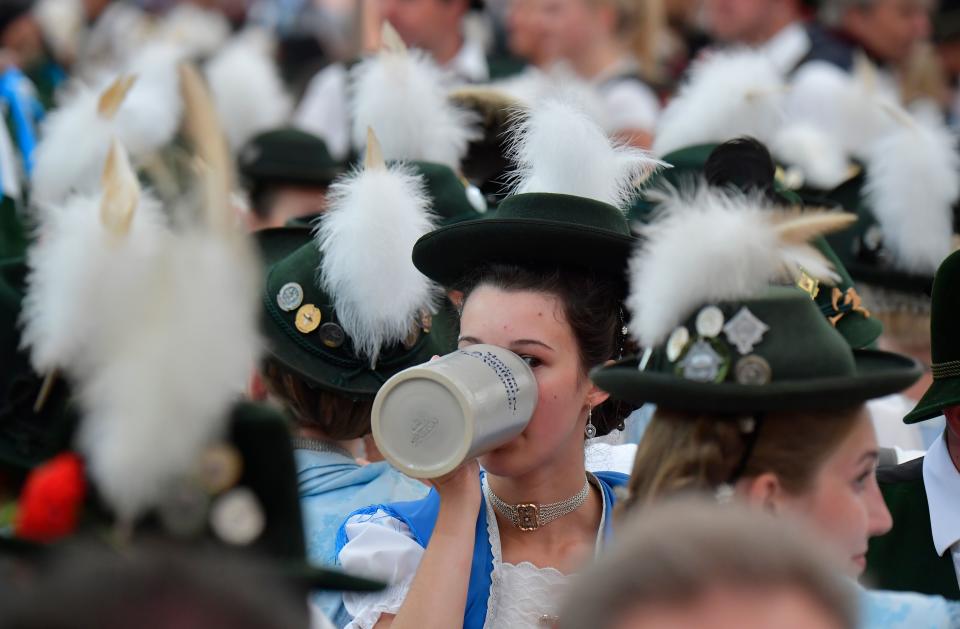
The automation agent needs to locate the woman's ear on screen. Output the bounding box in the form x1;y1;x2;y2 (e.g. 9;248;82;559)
737;472;786;514
586;383;611;410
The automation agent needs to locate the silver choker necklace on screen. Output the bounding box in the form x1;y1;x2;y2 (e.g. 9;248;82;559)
488;476;591;532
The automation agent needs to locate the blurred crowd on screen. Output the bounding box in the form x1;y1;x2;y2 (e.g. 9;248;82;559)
1;1;960;629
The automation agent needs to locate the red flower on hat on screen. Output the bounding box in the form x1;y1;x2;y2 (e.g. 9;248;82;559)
15;452;87;543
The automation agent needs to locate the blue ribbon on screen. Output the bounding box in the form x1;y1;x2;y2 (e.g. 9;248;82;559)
0;67;44;188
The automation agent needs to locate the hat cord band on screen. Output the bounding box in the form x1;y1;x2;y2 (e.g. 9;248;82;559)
932;360;960;380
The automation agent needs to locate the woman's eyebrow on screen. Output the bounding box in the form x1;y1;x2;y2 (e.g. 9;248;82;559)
458;335;482;344
511;339;555;351
859;451;880;465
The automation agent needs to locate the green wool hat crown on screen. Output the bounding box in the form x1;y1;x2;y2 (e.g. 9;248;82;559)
904;250;960;423
406;160;487;225
260;133;457;397
413;99;662;288
258;228;453;398
593;187;920;412
630;140;883;349
238;128;342;189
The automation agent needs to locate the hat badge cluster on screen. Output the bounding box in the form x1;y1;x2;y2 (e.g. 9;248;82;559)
665;305;773;386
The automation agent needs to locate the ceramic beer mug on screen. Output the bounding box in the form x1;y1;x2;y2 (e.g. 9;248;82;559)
371;344;538;479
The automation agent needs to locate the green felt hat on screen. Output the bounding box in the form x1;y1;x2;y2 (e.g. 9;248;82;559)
0;256;79;472
5;402;384;593
630;141;883;349
283;160;488;229
406;160;487;225
592;287;920;413
0;195;28;261
821;170;939;298
238;128;342;189
412;192;635;288
257;227;455;398
904;250;960;423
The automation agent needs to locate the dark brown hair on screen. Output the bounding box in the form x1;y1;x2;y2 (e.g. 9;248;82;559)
622;406;864;513
261;359;374;441
458;263;636;436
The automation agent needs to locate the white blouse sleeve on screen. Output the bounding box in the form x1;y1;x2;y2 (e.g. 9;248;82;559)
600;80;660;134
339;510;426;629
293;63;351;161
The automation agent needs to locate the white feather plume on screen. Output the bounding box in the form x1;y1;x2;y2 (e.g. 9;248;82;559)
116;43;185;156
205;31;293;151
653;50;785;156
510;98;663;208
77;228;262;523
863;113;960;275
627;187;847;347
316;160;439;366
490;65;609;131
349;48;479;169
153;3;231;59
19;189;168;377
770;122;851;190
31;44;183;208
785;59;895;162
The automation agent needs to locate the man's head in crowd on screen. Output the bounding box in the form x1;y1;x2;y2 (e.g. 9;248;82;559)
379;0;472;64
702;0;804;46
822;0;931;63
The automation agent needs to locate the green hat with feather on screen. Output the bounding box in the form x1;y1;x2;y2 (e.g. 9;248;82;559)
593;187;921;412
259;131;456;398
413;99;663;289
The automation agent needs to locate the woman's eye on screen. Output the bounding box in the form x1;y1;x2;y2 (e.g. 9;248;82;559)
852;471;871;492
521;355;542;368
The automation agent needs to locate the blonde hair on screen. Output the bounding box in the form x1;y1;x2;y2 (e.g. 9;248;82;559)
622;406;863;513
592;0;665;81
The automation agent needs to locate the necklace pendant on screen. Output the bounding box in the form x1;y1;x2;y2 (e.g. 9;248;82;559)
516;503;539;531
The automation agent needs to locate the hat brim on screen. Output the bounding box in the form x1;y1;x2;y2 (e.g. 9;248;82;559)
903;377;960;424
591;350;921;413
412;218;634;288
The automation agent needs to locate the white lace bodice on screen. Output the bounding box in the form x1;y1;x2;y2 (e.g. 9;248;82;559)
339;475;607;629
482;477;576;628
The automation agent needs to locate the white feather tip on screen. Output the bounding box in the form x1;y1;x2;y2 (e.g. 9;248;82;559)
316;163;438;365
509;98;665;208
626;188;841;347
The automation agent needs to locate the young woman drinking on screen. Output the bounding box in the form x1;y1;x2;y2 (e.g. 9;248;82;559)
333;100;660;628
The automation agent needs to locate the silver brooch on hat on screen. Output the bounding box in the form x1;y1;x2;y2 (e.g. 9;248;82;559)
678;339;729;383
723;307;770;355
277;282;304;312
734;355;772;385
695;306;724;338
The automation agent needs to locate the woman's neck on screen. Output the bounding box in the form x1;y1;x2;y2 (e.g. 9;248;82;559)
486;440;588;506
296;426;363;458
488;440;603;566
570;40;626;81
